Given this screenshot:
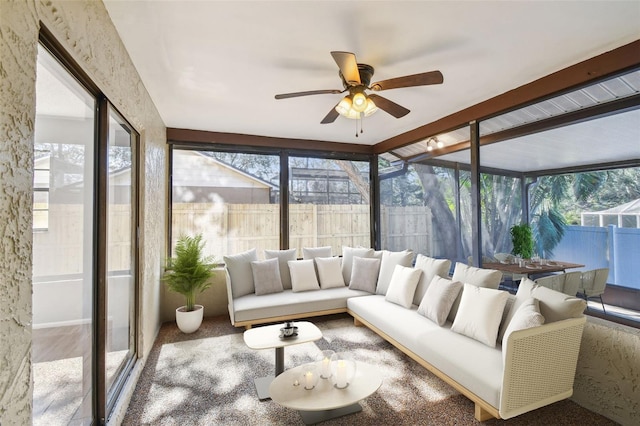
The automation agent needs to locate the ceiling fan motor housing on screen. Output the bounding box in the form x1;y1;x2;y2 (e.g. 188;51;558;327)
340;63;375;89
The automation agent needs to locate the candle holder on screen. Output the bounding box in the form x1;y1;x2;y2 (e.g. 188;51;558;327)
330;352;357;389
317;350;335;379
300;363;319;390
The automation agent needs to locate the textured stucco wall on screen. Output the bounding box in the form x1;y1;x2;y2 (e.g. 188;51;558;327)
573;317;640;426
0;1;166;424
0;1;38;423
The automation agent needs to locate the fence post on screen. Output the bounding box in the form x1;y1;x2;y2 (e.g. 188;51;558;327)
608;224;616;284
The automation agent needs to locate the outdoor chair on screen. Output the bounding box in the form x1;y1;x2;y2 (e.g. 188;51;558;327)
578;268;609;313
534;271;582;296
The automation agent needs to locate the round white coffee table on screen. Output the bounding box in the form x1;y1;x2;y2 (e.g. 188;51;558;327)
269;362;382;425
243;321;322;400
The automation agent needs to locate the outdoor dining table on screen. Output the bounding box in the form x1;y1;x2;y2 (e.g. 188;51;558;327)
482;260;585;278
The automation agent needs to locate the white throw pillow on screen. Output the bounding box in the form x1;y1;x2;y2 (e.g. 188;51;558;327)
288;259;320;292
451;283;509;348
348;256;380;293
302;246;332;259
264;248;297;290
451;262;503;289
502;298;545;346
223;248;258;298
251;258;284;296
531;285;586;323
417;276;463;326
384;265;422;308
447;262;503;322
315;257;345;289
375;250;414;296
498;278;537;342
341;247;375;285
413;254;452;306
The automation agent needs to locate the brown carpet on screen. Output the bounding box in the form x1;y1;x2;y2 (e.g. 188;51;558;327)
122;314;618;425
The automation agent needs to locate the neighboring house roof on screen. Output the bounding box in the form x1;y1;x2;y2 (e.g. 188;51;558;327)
585;199;640;215
172;151;277;190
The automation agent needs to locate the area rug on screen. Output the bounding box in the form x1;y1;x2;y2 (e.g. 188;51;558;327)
123;315;617;425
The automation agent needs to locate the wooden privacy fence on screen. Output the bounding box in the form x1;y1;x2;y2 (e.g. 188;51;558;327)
172;203;434;258
33;202;435;276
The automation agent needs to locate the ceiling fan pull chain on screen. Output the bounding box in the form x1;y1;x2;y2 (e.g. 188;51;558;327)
355;116;359;137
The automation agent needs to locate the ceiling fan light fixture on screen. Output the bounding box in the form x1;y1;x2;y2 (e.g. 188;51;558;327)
335;96;353;116
352;92;367;112
363;97;378;117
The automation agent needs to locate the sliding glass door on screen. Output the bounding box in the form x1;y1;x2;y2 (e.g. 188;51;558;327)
33;40;138;424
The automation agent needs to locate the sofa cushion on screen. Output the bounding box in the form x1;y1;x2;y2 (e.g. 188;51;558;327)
502;298;545;347
448;262;503;322
376;250;414;296
251;258;283;296
341;246;375;285
347;295;504;409
235;287;370;323
413;254;452;306
288;259;320;292
417;276;462;326
348;256;381;293
223;248;258;298
303;246;332;259
385;265;422;308
315;256;346;289
451;283;509;348
264;248;297;290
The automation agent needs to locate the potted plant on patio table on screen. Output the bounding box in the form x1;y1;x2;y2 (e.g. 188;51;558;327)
162;234;215;333
510;223;535;260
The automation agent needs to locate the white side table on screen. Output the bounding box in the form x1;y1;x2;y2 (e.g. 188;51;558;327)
243;321;322;400
269;362;382;424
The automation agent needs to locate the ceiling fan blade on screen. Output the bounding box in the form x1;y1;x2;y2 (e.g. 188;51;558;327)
331;51;361;85
368;94;410;118
275;89;342;100
321;104;340;124
370;70;443;91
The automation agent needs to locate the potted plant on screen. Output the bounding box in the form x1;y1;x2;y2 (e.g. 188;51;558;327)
510;223;535;259
162;234;215;333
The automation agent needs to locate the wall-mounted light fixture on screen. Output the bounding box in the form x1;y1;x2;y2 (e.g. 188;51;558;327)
426;137;444;152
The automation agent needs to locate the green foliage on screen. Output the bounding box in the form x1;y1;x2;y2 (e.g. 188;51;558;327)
162;234;215;311
510;224;534;259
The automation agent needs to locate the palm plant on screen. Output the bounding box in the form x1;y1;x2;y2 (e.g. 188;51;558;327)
162;234;215;311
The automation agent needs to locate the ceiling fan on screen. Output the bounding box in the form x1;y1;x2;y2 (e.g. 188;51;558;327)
275;51;443;126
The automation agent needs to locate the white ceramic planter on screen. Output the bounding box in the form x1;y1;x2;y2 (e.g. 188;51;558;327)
175;304;204;333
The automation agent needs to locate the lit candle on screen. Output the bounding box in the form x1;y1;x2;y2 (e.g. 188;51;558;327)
336;360;347;388
304;371;314;389
321;357;331;378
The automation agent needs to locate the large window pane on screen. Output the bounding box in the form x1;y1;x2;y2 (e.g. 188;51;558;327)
379;162;458;259
289;157;370;256
33;44;95;425
171;149;280;258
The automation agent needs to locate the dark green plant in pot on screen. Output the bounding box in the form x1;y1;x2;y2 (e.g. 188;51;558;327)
510;223;535;259
162;234;215;311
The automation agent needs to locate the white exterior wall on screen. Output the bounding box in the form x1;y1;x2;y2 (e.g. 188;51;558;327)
0;1;166;424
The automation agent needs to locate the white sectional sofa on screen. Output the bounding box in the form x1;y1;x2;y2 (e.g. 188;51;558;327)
224;247;587;421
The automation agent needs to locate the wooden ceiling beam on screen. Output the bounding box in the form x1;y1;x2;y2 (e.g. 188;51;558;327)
167;128;374;155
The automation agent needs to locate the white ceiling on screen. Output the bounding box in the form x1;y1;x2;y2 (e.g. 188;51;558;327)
103;0;640;149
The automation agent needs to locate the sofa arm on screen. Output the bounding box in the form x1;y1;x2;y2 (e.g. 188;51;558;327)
500;316;586;419
224;269;236;325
